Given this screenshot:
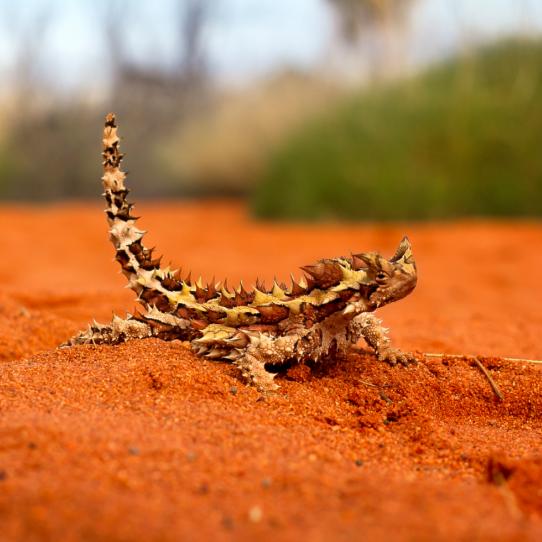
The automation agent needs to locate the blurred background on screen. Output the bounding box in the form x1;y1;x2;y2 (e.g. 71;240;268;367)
0;0;541;220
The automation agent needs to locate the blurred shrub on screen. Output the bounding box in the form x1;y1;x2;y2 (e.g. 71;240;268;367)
0;71;341;200
252;39;542;220
160;71;342;195
0;103;197;200
0;107;101;199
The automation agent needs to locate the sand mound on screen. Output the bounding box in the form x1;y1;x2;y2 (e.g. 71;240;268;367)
0;202;541;541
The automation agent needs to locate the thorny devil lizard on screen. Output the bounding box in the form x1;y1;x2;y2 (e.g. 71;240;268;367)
63;113;418;392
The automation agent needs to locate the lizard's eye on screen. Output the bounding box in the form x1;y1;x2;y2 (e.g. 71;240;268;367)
376;272;388;283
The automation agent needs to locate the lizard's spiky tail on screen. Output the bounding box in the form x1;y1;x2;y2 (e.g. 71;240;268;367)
102;113;170;310
61;115;193;348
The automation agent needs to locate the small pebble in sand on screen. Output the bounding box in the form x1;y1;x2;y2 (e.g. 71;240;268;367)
229;386;238;396
222;516;234;530
186;451;197;462
249;505;263;523
197;482;210;495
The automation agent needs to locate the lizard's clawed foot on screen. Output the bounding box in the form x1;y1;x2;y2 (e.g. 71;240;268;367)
378;348;417;366
256;379;280;393
234;352;280;393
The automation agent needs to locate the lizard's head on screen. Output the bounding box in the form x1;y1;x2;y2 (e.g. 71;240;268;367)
353;236;417;309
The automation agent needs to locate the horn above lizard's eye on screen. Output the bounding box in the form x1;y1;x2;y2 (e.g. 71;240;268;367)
390;236;411;262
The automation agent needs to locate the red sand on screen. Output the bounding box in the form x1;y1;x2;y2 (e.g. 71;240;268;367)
0;201;541;541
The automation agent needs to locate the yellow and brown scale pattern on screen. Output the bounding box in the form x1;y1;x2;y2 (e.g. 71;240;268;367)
65;113;418;390
102;114;380;341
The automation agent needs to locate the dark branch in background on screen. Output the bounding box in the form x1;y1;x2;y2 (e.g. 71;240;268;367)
100;0;132;87
325;0;417;80
0;0;215;200
326;0;415;44
95;0;214;197
97;0;211;96
178;0;210;85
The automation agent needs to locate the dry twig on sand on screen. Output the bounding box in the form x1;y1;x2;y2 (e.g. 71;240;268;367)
424;353;542;364
472;357;504;401
421;352;542;401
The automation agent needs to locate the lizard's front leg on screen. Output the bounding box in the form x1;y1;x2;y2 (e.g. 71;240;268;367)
349;313;416;366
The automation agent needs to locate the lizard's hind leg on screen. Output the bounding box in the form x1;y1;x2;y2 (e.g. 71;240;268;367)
233;333;300;392
64;305;194;347
189;324;293;391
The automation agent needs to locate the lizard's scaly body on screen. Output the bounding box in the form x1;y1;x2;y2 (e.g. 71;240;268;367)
65;114;418;391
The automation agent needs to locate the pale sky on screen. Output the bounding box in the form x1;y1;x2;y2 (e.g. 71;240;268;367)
0;0;541;93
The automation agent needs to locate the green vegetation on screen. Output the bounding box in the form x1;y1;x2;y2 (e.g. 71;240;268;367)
252;39;542;220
